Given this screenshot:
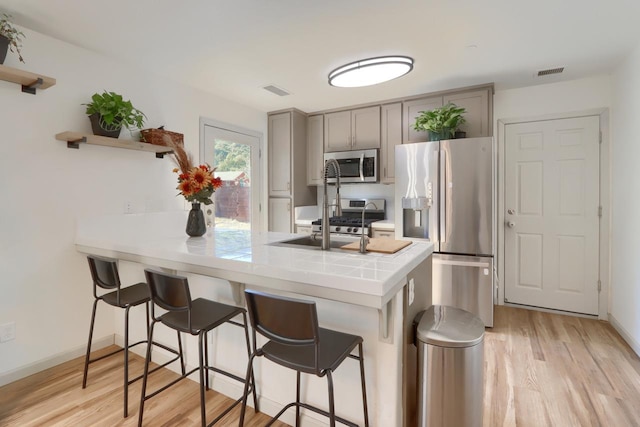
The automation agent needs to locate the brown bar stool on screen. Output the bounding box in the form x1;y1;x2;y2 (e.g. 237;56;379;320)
139;268;258;427
239;289;369;427
83;255;182;418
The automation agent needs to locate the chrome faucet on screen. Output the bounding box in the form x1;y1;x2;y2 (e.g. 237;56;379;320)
322;159;342;250
359;202;378;253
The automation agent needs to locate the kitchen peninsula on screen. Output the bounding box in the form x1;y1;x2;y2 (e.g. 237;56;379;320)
75;211;433;426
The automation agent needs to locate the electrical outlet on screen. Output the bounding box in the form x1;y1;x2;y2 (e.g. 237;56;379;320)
0;322;16;343
124;201;133;214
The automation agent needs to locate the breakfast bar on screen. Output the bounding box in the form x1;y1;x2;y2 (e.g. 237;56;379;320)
75;211;433;426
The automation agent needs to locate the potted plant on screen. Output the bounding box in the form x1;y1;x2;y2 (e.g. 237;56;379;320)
83;91;146;138
0;13;25;64
413;103;466;141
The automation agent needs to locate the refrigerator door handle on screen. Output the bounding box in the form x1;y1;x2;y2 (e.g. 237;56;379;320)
433;259;491;269
439;149;446;243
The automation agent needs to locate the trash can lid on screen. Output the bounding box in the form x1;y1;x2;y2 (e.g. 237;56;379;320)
416;305;485;348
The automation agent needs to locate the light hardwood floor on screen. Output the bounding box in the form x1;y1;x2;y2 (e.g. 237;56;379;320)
1;306;640;426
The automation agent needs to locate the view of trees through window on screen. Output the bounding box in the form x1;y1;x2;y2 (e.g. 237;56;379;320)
214;140;250;174
212;139;252;230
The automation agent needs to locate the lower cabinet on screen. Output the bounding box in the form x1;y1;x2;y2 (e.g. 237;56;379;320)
268;197;291;233
372;229;395;239
295;225;313;235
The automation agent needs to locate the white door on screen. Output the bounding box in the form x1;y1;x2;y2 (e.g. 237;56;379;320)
504;116;600;315
202;122;262;231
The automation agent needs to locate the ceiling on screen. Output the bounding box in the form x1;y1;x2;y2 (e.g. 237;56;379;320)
2;0;640;113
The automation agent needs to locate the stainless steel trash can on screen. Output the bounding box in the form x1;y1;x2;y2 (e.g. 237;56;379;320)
415;305;485;427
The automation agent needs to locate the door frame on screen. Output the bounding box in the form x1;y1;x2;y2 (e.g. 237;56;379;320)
497;108;610;320
199;117;265;232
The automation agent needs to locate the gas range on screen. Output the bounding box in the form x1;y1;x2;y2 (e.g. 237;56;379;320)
311;198;386;237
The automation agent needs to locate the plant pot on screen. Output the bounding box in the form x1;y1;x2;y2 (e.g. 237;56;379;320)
89;113;122;138
0;35;9;65
454;130;467;139
427;128;452;141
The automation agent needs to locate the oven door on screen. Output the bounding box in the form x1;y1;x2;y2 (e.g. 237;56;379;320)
324;149;378;183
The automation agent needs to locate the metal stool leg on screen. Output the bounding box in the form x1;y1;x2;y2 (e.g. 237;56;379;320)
327;370;336;427
123;305;132;418
198;331;207;427
138;320;156;427
82;299;99;388
296;371;301;427
358;343;369;427
177;331;185;375
238;352;257;427
241;312;259;411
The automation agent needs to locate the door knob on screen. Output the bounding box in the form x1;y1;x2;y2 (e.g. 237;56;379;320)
507;209;515;215
507;221;515;228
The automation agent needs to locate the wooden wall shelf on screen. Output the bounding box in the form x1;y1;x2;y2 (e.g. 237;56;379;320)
55;132;173;158
0;64;56;94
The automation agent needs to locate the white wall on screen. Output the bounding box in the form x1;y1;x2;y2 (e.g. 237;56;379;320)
494;75;611;124
610;41;640;353
0;27;267;381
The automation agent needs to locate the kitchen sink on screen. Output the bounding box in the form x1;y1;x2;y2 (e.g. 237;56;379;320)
269;235;356;250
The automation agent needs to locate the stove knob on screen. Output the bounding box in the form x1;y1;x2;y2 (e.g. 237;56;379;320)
346;227;352;233
335;226;341;232
353;227;359;233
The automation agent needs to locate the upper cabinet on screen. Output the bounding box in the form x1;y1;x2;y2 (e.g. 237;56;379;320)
443;88;492;138
403;96;443;144
268;112;293;197
324;106;381;152
403;85;493;143
307;114;324;186
380;103;402;184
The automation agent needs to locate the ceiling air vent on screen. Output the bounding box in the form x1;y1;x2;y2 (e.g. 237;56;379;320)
263;85;291;96
537;67;564;76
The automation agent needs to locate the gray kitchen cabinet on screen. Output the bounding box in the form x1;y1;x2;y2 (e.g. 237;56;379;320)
372;229;395;239
307;114;324;186
403;96;443;144
403;85;493;143
324;106;381;152
268;109;316;232
268;197;291;233
295;224;313;235
380;103;402;184
443;88;492;138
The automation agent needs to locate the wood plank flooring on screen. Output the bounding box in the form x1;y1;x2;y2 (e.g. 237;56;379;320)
484;306;640;427
1;305;640;426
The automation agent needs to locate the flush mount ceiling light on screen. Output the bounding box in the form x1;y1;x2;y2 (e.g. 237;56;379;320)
328;56;414;88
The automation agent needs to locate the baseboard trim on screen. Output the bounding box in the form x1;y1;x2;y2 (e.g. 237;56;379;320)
609;313;640;358
0;335;114;387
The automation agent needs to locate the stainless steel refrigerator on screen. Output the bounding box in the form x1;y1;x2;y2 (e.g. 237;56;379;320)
395;137;494;327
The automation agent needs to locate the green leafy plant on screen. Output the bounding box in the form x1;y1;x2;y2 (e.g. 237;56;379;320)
413;103;466;139
83;91;146;131
0;13;25;63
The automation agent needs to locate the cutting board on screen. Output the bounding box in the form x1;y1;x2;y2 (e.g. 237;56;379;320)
341;238;412;254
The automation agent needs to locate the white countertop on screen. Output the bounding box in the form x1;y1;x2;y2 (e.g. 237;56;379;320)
76;211;432;309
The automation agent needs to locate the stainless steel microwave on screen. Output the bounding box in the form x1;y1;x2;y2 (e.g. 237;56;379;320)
323;149;378;183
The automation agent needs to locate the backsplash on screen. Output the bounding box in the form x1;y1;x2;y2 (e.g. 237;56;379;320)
314;183;396;222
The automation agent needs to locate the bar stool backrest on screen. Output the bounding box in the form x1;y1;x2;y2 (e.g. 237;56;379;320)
144;269;194;331
245;289;321;374
87;255;123;304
